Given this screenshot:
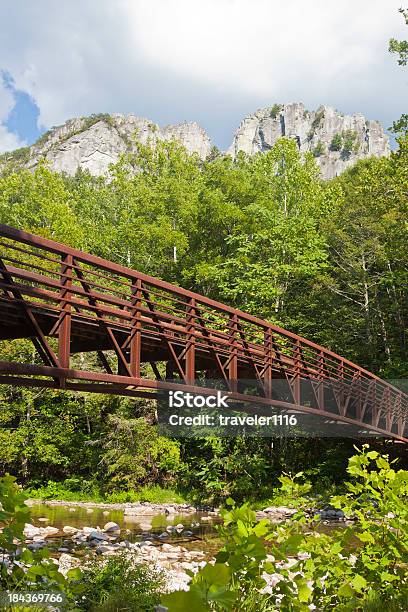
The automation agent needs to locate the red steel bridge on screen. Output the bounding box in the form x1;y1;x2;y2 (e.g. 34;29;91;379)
0;224;407;442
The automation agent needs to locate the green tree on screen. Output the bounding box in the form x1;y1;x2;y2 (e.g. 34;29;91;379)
389;8;408;134
330;133;343;151
389;8;408;65
100;415;182;490
203;139;329;321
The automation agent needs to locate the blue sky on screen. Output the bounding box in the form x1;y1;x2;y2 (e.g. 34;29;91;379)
2;74;41;145
0;0;407;153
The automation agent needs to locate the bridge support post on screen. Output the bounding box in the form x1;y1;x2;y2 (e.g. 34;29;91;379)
58;254;73;373
130;278;142;378
317;351;325;410
292;339;301;405
185;298;196;384
228;314;238;393
264;328;273;399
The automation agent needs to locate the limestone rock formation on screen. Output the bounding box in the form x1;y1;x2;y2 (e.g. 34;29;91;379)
228;103;390;179
21;114;213;176
0;104;390;180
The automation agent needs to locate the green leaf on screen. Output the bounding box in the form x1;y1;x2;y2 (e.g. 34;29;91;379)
198;563;231;587
26;564;46;577
20;548;34;563
351;574;367;593
67;567;82;580
207;586;238;606
380;571;399;582
357;531;374;544
338;582;354;598
297;581;312;602
162;587;208;612
236;519;248;538
330;541;342;554
366;451;378;460
215;551;229;563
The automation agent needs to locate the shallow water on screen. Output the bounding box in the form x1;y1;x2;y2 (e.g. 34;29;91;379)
28;502;349;559
29;503;220;544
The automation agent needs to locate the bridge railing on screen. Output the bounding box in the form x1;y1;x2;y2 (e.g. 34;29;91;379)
0;223;407;439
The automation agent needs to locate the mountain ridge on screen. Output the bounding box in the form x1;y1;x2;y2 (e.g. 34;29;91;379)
0;103;390;180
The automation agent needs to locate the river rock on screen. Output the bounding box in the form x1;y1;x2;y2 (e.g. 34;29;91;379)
88;530;109;541
82;527;95;535
63;526;78;535
58;553;80;577
183;530;193;537
27;542;45;551
23;524;41;538
103;521;120;533
43;526;60;538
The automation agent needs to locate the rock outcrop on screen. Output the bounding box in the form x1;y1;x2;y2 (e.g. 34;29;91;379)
228;103;390;179
0;104;390;180
19;114;213;176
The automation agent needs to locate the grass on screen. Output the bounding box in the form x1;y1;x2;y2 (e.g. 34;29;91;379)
105;485;187;504
26;480;189;505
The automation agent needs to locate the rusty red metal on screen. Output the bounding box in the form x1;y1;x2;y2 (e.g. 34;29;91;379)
0;223;407;442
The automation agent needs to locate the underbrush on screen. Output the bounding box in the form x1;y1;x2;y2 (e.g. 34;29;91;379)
104;484;187;504
26;480;189;505
162;446;408;611
76;553;164;611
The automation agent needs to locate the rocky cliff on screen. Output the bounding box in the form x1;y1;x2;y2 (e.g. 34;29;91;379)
4;114;213;177
228;103;390;179
0;104;390;179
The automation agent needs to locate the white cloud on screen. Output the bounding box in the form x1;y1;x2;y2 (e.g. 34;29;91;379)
0;79;26;152
0;0;407;148
0;81;15;120
0;125;24;153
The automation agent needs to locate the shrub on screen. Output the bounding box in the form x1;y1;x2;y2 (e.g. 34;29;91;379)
341;129;359;158
101;416;182;490
0;475;82;601
269;104;283;119
27;479;103;502
330;133;343;151
312;141;325;157
311;108;325;130
76;553;164;611
104;485;186;504
162;447;408;611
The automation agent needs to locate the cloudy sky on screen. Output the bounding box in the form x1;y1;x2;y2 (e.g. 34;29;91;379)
0;0;407;152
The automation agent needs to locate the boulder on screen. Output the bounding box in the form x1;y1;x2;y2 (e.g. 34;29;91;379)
63;526;78;536
88;530;109;541
103;521;120;533
23;524;41;538
43;526;60;538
